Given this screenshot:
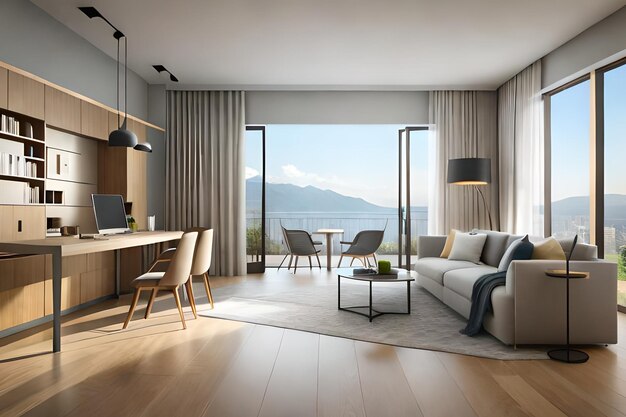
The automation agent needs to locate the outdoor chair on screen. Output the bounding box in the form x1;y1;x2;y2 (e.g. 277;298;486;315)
337;228;385;268
277;226;322;273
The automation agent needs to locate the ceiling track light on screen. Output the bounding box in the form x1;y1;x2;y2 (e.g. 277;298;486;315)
153;65;179;82
79;6;153;152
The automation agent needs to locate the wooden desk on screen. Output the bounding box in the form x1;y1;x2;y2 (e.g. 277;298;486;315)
0;231;183;352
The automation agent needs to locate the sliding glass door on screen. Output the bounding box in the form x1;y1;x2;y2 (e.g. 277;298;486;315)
245;126;266;273
398;126;430;268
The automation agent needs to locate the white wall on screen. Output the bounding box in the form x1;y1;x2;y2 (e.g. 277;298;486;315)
541;6;626;91
0;0;148;120
246;91;429;125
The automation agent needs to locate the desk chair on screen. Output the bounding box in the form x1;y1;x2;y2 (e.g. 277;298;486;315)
146;228;215;318
123;231;198;330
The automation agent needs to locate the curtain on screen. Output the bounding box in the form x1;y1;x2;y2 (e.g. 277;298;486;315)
165;90;246;276
498;61;544;236
429;91;499;234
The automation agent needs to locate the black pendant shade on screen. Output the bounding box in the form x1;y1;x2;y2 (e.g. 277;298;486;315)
447;158;491;185
134;142;152;153
109;120;138;147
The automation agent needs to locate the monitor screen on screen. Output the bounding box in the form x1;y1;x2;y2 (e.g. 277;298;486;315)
91;194;129;234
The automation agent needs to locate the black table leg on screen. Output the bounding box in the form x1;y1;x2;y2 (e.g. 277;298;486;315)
369;281;372;322
407;281;411;314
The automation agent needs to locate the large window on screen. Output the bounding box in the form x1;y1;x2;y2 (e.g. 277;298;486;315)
550;79;591;243
604;63;626;304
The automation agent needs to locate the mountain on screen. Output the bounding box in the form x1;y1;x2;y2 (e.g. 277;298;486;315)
246;176;394;213
552;194;626;220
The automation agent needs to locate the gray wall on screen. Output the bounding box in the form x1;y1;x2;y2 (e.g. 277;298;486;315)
147;85;166;230
542;6;626;90
0;0;148;120
246;91;429;125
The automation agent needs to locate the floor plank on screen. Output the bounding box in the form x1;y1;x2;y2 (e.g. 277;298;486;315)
317;335;366;417
201;325;284;417
436;353;530;417
355;341;423;417
257;329;319;417
395;346;477;417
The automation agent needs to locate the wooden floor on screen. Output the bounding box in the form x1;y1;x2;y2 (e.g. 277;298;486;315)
1;269;626;417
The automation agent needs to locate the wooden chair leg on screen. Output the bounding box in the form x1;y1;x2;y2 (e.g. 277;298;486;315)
172;288;187;330
277;253;289;270
337;254;343;268
287;255;294;270
350;257;355;266
123;288;142;329
203;272;214;309
316;253;322;269
144;288;158;319
373;253;378;265
185;279;198;319
294;256;299;274
308;256;312;269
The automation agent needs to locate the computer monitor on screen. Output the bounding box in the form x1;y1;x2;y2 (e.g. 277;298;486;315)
91;194;130;235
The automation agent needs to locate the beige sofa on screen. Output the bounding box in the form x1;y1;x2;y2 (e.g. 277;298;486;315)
416;232;617;346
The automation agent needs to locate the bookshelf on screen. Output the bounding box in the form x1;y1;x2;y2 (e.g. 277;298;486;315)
0;108;46;205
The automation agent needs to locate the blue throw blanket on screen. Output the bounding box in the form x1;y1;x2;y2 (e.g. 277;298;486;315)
460;271;507;336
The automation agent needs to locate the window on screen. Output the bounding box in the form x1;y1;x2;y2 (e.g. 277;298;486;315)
549;79;591;243
603;62;626;304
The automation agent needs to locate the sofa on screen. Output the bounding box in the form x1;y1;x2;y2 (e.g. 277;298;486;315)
416;231;617;346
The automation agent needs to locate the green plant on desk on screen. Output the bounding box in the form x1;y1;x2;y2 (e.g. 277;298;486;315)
127;216;138;232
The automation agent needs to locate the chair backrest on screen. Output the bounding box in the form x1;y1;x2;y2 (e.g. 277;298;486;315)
160;231;198;286
189;228;214;275
351;230;385;253
284;229;317;256
281;225;292;252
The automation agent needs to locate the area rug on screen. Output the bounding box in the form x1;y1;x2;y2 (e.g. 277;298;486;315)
199;276;548;360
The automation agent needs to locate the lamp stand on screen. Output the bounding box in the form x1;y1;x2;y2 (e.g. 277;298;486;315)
473;185;493;230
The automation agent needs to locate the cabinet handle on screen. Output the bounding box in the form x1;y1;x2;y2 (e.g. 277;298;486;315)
17;220;22;233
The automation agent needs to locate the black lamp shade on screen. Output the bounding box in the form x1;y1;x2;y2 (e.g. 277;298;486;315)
134;142;152;153
447;158;491;185
109;128;138;148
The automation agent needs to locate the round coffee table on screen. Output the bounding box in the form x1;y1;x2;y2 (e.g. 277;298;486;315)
337;268;415;322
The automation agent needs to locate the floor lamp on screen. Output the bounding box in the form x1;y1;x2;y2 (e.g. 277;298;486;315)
447;158;494;230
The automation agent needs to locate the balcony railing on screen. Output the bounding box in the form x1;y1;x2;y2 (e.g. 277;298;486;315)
246;215;427;266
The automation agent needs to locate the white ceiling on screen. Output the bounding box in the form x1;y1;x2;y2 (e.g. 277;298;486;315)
31;0;626;90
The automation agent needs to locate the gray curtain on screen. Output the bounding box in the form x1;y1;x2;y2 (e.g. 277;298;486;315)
165;90;246;276
498;61;544;236
429;91;499;234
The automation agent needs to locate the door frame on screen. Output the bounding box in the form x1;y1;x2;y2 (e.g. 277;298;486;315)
398;126;429;269
246;125;266;273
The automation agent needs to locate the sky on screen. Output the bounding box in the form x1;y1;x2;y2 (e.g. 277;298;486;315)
246;124;431;208
245;63;626;209
551;63;626;201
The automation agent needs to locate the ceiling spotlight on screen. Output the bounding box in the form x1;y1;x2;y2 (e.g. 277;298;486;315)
78;6;124;39
153;65;179;82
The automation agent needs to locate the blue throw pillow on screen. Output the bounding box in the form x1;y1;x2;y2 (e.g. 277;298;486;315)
497;235;534;272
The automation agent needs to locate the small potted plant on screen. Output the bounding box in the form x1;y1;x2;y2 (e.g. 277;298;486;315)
127;215;138;232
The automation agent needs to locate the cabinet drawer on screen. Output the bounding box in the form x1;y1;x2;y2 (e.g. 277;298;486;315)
13;206;45;240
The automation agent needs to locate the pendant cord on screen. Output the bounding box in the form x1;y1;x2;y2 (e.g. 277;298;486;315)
124;36;128;127
116;36;120;128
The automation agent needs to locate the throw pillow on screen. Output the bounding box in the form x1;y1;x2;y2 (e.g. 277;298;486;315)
497;235;534;272
448;232;487;264
440;229;458;258
532;236;566;260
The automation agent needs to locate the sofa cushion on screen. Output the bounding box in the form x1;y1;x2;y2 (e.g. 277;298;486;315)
440;229;458;258
472;229;512;267
449;232;487;263
415;257;481;285
444;265;498;299
532;236;566;260
497;235;534;272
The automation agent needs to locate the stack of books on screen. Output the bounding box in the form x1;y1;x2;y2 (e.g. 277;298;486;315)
0;114;21;135
0;179;39;204
0;153;37;177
